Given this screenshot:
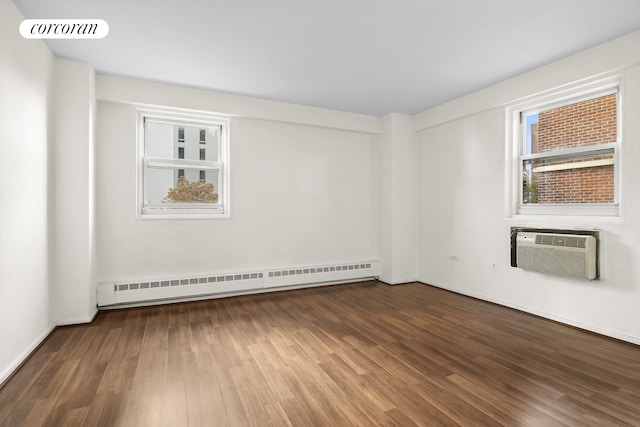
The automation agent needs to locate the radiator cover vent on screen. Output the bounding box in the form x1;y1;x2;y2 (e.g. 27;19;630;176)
97;260;379;307
113;272;264;293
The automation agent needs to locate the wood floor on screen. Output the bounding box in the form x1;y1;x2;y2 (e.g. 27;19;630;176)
1;281;639;426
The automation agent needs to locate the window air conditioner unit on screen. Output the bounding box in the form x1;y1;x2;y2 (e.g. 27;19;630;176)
515;231;597;280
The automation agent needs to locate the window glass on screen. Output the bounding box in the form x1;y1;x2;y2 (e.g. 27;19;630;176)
520;92;617;208
523;153;614;204
146;167;220;205
139;110;229;218
525;94;617;155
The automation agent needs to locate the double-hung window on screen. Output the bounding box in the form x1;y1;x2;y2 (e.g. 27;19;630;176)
137;109;230;218
512;79;620;216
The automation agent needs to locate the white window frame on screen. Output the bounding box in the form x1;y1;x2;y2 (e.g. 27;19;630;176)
506;75;621;217
137;108;230;219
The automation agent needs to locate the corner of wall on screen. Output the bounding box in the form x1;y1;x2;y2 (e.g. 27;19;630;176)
377;113;419;284
0;0;57;385
51;58;98;325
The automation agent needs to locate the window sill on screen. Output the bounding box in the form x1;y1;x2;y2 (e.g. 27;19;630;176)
507;204;622;226
137;208;230;220
517;203;619;217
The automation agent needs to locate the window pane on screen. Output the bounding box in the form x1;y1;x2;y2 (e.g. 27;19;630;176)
146;122;219;161
525;93;617;155
523;153;614;204
204;128;219;161
146;122;175;157
147;167;220;205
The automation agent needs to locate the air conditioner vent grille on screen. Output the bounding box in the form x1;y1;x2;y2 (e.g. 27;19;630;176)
517;232;596;280
534;234;586;248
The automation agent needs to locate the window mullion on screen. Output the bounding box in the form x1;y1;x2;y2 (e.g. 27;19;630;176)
146;158;221;170
520;144;616;162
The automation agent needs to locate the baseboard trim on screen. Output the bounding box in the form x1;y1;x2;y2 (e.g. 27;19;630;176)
376;279;418;286
0;325;56;390
417;281;640;346
0;310;99;390
55;316;97;326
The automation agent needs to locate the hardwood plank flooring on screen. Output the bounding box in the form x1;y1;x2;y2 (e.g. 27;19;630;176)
1;281;639;426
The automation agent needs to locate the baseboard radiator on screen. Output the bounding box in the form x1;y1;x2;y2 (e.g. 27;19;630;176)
97;260;379;308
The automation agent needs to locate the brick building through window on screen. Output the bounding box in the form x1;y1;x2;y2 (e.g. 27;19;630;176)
523;93;617;205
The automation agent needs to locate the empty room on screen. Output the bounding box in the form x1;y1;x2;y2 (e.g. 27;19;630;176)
2;0;640;425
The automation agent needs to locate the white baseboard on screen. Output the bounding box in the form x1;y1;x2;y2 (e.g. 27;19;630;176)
421;281;640;346
97;260;380;308
1;324;56;387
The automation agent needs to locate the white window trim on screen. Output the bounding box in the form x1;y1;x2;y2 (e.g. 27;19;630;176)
136;108;231;220
505;74;622;218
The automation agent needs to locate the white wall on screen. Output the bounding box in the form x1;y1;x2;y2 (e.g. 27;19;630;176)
96;77;378;283
51;59;97;324
378;113;418;284
0;0;55;383
416;32;640;344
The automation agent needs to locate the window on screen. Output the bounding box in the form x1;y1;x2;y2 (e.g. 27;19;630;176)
511;79;620;216
138;109;230;218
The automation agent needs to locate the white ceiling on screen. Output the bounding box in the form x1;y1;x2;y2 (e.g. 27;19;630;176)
13;0;640;116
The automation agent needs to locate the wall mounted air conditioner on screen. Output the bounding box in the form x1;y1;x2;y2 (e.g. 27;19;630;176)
512;229;598;280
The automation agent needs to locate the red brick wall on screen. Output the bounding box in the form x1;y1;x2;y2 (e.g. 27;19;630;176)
533;162;614;204
531;94;616;204
536;94;617;152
